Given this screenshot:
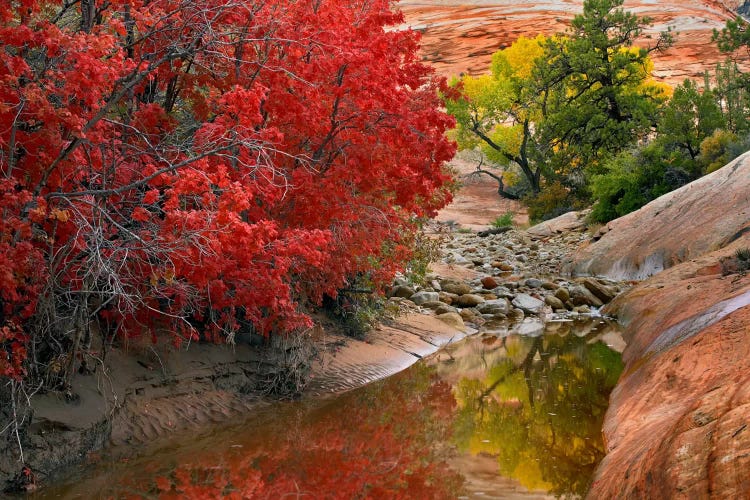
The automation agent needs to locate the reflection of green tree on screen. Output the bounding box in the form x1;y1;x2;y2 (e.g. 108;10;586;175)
454;334;623;498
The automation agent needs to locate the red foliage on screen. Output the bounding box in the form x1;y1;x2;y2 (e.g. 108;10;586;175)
97;366;463;498
0;0;455;377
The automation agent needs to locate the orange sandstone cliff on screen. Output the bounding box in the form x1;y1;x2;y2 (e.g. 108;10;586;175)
566;153;750;498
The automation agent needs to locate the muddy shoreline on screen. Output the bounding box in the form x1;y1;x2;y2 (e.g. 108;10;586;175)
1;311;472;493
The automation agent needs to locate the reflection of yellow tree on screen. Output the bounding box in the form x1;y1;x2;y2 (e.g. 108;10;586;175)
453;334;623;498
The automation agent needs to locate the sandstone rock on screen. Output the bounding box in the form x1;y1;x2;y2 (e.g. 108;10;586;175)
435;312;465;331
588;236;750;499
455;293;485;307
566;152;750;280
401;0;735;91
511;294;545;315
409;291;439;305
526;210;589;237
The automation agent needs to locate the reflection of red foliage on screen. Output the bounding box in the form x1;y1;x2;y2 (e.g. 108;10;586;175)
142;369;462;498
0;0;455;378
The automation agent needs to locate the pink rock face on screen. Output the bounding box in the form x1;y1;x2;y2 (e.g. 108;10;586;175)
399;0;743;85
590;240;750;498
566;152;750;280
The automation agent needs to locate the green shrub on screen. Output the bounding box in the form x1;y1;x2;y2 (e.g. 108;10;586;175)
491;212;515;228
736;247;750;271
590;142;692;223
404;230;443;285
524;181;578;223
699;129;738;174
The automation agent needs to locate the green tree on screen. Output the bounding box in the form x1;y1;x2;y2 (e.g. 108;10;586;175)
654;77;726;178
712;60;750;134
712;19;750;133
538;0;672;187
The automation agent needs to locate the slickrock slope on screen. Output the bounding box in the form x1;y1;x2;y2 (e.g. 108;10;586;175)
400;0;742;84
564;155;750;497
566;151;750;280
589;234;750;498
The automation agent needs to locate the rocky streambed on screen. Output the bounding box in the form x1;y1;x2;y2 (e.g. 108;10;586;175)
387;218;628;345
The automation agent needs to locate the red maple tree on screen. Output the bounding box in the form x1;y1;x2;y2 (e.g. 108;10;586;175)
0;0;455;381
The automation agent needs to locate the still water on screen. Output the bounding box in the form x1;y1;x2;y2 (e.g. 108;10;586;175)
36;319;623;499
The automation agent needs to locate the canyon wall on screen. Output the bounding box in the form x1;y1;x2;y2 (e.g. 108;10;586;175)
400;0;741;84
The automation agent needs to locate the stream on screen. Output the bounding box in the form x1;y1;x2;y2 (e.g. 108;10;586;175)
33;318;623;499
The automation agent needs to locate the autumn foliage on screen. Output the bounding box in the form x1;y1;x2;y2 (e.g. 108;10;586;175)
0;0;455;381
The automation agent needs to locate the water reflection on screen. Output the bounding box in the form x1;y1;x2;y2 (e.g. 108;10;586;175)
442;321;623;497
35;320;622;499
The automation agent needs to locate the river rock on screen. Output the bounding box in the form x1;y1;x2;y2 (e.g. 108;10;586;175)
449;252;470;265
524;278;543;288
554;287;570;302
481;276;499;289
544;294;565;311
409;291;439;305
435;312;465;331
438;291;457;305
476;299;510;316
514;318;545;336
508;307;525;321
434;304;458;315
492;261;514;271
578;277;617;303
511;294;545;315
389;285;415;298
455;293;485;307
459;308;479;322
491;286;515;299
440;280;472;295
568;285;604;308
420;300;446;310
541;281;557;290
